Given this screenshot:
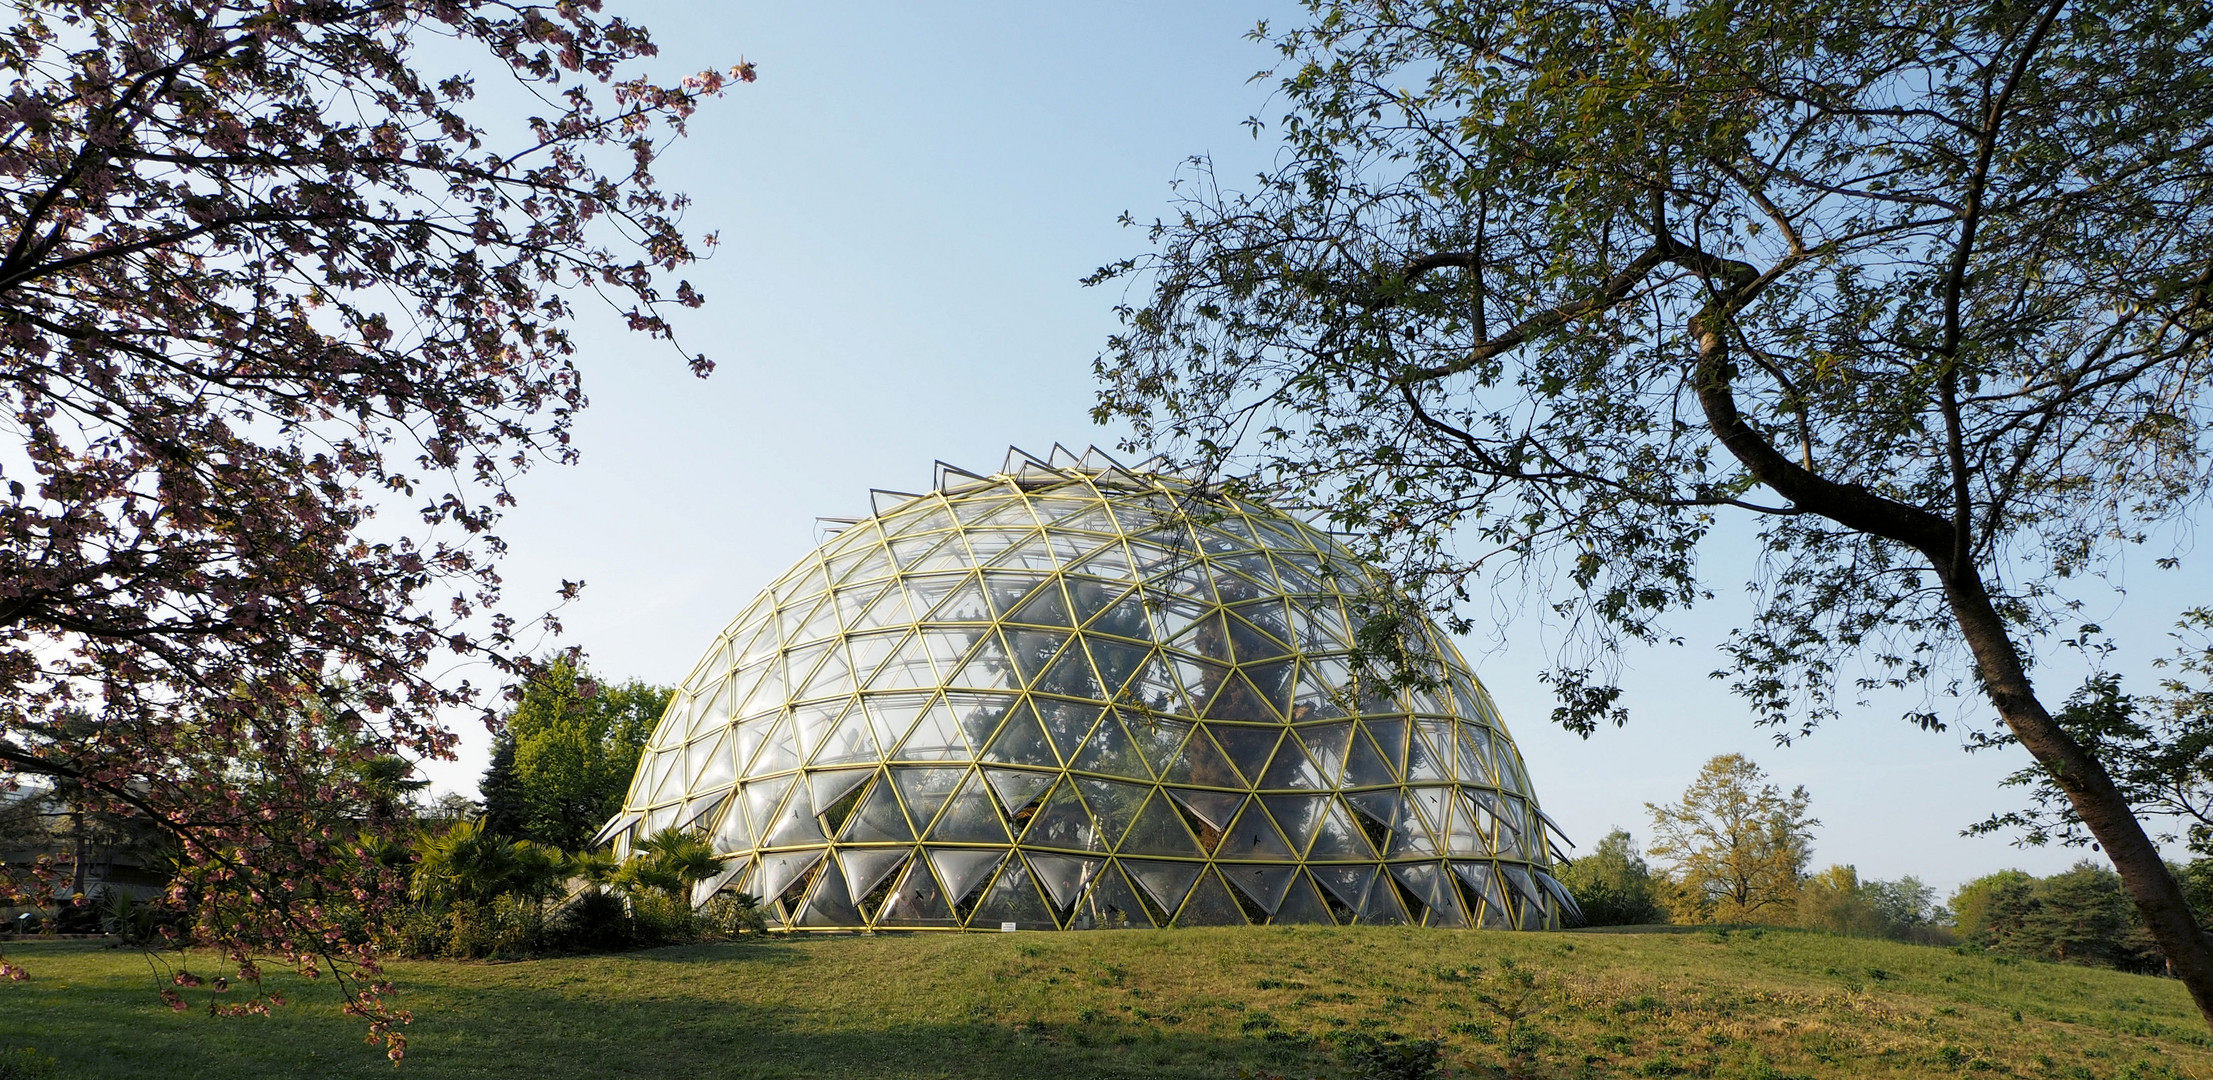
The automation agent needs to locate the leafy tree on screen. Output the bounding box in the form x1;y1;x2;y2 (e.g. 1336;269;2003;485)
1646;755;1815;924
481;657;670;850
0;0;747;1046
1091;0;2213;1020
612;827;728;902
1798;865;1885;936
1555;827;1666;926
408;820;566;910
1954;863;2162;972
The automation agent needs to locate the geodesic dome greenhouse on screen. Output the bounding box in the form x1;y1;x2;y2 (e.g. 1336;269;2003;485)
600;448;1578;931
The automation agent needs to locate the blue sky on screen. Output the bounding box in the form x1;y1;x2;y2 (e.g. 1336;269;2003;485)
421;0;2213;898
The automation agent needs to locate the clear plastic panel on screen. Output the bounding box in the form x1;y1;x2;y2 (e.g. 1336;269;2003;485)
1019;781;1096;849
890;696;970;761
1272;872;1338;925
1218;799;1296;861
845;631;907;687
945;631;1015;690
981;768;1054;814
839;847;910;907
1005;581;1074;628
891;766;965;831
925;782;1009;844
1068;715;1150;780
1036;642;1100;700
752;715;803;775
1162;729;1239;788
1073;778;1146;848
762;777;824;848
1203;671;1279;724
1307;798;1377;860
1081;636;1151;694
925;847;1005;908
1209;723;1281;784
911;573;987;622
1004;628;1067;687
1174;868;1248;926
1223;864;1297;915
1119;654;1187;715
876;858;957;927
1033;699;1098;760
981;571;1053;618
1290;666;1349;721
1165;787;1245;834
1259;741;1325;791
1078;862;1153;929
867;633;942;692
798;859;860;927
1125;714;1190;775
812;706;879;766
689;730;736;791
1120;857;1202;915
755;850;825;913
969;859;1058;930
790;699;849;761
840;776;913;843
1023;852;1101;911
1260;794;1325;855
981;704;1057;768
1404;724;1452;782
1342;729;1398;788
1117;791;1201;856
1365;718;1410;769
806;767;875;814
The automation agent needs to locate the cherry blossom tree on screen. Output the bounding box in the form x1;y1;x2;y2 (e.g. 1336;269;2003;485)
0;0;748;1056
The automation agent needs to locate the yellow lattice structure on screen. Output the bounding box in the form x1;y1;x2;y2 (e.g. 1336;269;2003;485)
601;447;1577;930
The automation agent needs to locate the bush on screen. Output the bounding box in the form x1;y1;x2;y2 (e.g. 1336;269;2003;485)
1336;1032;1442;1080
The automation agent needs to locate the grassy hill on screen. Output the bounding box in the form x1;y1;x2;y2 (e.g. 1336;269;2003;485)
2;926;2206;1079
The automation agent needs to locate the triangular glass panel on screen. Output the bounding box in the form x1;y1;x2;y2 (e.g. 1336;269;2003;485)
841;775;913;842
1066;578;1136;626
905;535;975;574
1216;799;1296;860
1165;787;1245;835
1125;715;1190;776
987;534;1061;572
1223;864;1297;916
1074;778;1147;848
1210;723;1281;784
1034;700;1099;761
844;633;906;692
842;848;910;910
1004;628;1067;686
1362;875;1412;925
807;767;875;817
1365;718;1410;768
891;697;970;761
904;576;978;626
981;768;1055;814
1346;790;1408;856
1175;868;1248;926
763;777;824;848
981;571;1051;617
1298;722;1354;781
1456;726;1498;785
1443;792;1485;855
798;858;861;927
812;706;880;766
1273;872;1338;925
1068;715;1150;780
1035;641;1100;700
689;730;737;792
738;773;794;842
1242;659;1297;718
1116;653;1186;715
1023;853;1102;913
981;704;1058;767
1145;564;1218;610
790;698;847;760
1019;782;1096;850
1405;725;1452;782
1005;582;1074;628
1310;798;1379;860
1393;862;1461;928
925;847;1005;909
946;631;1015;690
877;858;957;927
1168;611;1234;659
752;715;803;775
754;850;825;913
1162;729;1240;788
1077;862;1154;929
1204;671;1278;724
866;633;940;692
970;859;1058;930
1258;740;1324;791
793;597;843;646
708;791;753;851
1404;787;1451;853
925;778;1009;844
1116;791;1202;856
1342;728;1398;787
1120;857;1202;916
1169;654;1233;705
951;693;1013;751
1082;636;1150;696
1261;795;1325;855
1289;665;1349;721
891;766;965;832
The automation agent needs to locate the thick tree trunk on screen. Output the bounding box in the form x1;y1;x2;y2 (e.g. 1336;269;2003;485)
1938;563;2213;1022
1683;280;2213;1028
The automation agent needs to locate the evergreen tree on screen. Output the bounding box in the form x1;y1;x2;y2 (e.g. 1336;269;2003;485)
479;733;526;841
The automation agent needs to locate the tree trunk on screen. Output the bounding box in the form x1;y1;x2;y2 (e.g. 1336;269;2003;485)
1940;562;2213;1024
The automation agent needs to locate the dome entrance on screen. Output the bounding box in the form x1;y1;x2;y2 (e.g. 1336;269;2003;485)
602;448;1574;930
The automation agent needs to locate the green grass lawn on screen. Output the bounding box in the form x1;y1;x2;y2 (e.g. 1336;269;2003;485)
2;926;2206;1079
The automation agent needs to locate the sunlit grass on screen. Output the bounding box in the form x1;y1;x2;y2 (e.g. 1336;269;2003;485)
3;926;2206;1078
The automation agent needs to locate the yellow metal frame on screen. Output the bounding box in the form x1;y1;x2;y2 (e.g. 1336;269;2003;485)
602;448;1577;931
